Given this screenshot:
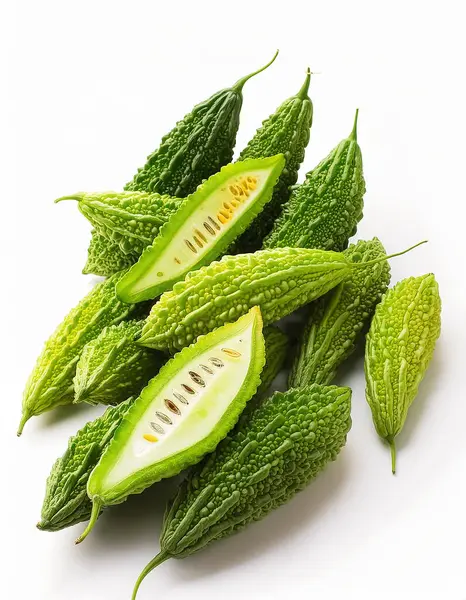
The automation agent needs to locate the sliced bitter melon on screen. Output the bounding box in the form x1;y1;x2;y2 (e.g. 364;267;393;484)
76;307;266;543
116;156;285;303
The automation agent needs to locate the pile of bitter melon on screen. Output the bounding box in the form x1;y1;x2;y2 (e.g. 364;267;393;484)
18;51;441;598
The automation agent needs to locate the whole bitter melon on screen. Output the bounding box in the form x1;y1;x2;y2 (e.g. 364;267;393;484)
132;384;352;598
125;52;279;196
232;69;314;253
264;109;365;251
365;274;441;473
37;324;288;533
83;232;137;277
18;271;139;434
289;238;391;388
74;320;165;406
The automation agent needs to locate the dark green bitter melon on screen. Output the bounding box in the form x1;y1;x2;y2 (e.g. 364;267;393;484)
132;384;352;598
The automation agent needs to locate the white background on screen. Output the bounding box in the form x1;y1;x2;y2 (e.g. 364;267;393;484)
3;1;466;599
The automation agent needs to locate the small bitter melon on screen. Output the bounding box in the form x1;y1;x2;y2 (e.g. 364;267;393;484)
74;320;165;406
18;270;139;434
117;155;285;303
289;238;391;388
364;274;441;473
138;243;422;352
125;52;279;196
263;109;365;251
132;384;352;598
83;231;137;277
232;69;314;253
37;322;287;533
76;308;266;543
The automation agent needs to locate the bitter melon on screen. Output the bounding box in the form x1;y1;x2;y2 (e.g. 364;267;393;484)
364;274;441;473
117;156;285;303
37;397;134;532
138;242;422;353
132;384;352;597
232;69;314;253
125;52;279;196
263;109;365;251
83;232;137;277
76;308;266;543
18;271;139;435
37;322;286;533
57;191;182;257
289;238;391;388
74;321;165;406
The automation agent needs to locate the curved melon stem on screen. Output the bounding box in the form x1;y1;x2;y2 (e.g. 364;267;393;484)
233;50;279;91
132;552;170;600
54;194;84;204
17;410;31;436
387;436;397;474
351;240;428;269
75;498;102;544
296;68;312;100
350;108;359;141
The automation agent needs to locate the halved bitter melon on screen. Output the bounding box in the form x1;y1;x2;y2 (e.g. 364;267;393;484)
76;307;266;543
117;155;285;303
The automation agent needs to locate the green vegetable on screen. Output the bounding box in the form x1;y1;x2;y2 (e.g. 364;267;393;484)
139;243;423;352
37;397;134;532
232;69;314;253
117;156;286;303
18;270;139;435
132;383;352;597
125;53;279;196
364;274;441;473
257;326;288;396
74;320;165;406
83;232;137;277
57;191;181;257
263;109;365;251
76;307;265;543
289;238;391;388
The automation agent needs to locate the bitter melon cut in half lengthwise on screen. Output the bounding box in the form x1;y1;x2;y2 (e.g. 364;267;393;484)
117;155;286;303
125;52;279;197
75;307;266;543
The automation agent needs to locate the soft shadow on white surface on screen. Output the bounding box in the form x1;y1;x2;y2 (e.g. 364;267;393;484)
37;401;97;430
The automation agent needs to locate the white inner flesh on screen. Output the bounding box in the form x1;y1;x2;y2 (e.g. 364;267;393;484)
102;319;255;489
130;166;273;295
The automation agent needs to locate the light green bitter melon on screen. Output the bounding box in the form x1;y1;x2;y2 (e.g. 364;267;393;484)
132;383;352;598
83;231;137;277
18;271;140;435
364;274;441;473
116;155;285;303
289;238;391;388
76;308;266;543
57;191;182;257
232;69;314;253
138;242;425;353
37;324;285;534
263;109;365;251
74;320;165;406
125;52;279;196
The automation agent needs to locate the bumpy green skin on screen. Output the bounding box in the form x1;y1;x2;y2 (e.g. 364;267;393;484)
258;327;288;396
364;274;441;470
83;232;137;277
134;384;351;591
68;191;181;256
19;271;139;434
139;247;351;352
74;321;165;406
290;238;391;388
125;55;278;196
264;111;365;251
232;71;313;253
38;398;134;532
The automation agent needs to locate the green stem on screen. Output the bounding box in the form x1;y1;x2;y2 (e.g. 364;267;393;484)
387;437;397;474
352;240;428;269
132;552;170;600
75;498;102;544
233;50;279;91
350;108;359;141
55;194;83;204
296;68;311;99
17;410;31;436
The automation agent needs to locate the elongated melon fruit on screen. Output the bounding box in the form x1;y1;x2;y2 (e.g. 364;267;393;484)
116;156;285;303
76;307;265;543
